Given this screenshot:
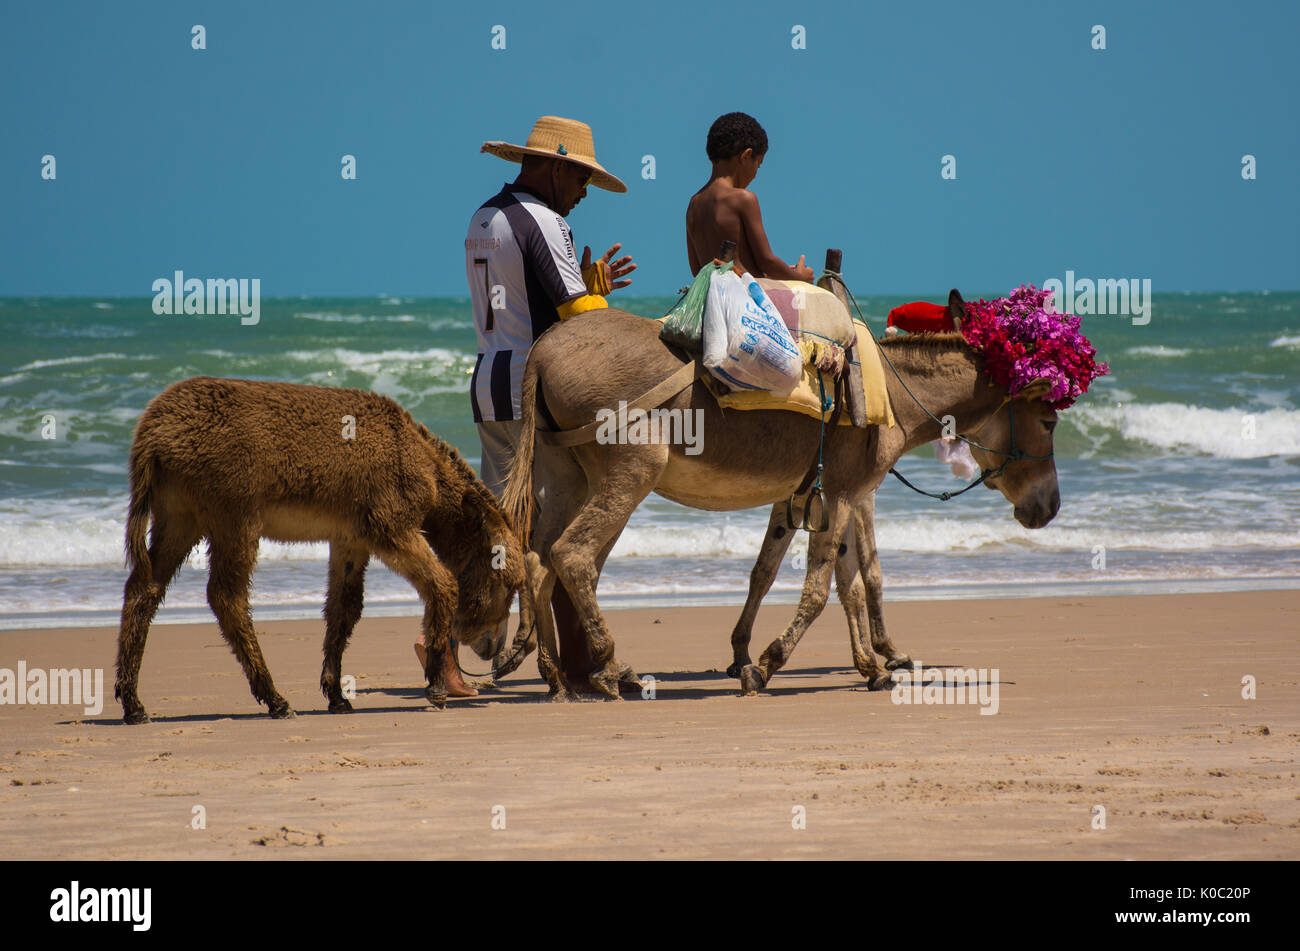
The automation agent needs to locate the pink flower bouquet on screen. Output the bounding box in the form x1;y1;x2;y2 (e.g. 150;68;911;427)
961;284;1109;410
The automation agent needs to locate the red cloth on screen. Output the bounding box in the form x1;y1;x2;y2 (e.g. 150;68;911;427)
887;301;953;333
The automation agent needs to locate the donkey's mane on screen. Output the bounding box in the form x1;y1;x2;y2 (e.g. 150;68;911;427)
875;332;987;383
403;407;512;526
301;381;506;530
327;382;506;525
876;331;974;353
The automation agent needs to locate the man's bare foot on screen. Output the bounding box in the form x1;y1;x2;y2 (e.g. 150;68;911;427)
414;640;477;698
443;647;478;697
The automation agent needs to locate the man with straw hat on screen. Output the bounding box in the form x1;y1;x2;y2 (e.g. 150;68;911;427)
422;116;634;696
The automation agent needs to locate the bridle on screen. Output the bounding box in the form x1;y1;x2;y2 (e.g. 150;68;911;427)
885;398;1053;502
820;271;1055;503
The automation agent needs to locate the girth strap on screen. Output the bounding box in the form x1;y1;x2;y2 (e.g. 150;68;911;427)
536;359;700;447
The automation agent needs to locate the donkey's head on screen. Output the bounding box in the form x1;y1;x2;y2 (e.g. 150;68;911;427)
944;288;1060;530
450;500;527;662
965;386;1060;529
422;479;527;662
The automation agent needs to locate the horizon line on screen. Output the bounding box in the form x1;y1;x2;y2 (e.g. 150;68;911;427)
2;288;1298;300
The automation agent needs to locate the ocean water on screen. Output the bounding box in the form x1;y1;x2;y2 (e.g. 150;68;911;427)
1;293;1297;629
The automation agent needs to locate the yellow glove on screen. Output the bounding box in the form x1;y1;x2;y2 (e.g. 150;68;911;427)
582;258;612;296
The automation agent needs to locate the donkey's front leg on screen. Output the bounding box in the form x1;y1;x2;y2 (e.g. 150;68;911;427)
853;502;912;671
321;544;368;713
740;497;851;695
728;506;798;678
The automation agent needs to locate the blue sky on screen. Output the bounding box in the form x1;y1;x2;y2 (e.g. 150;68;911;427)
2;0;1296;296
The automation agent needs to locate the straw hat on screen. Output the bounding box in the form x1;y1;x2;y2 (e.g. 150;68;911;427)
481;116;627;193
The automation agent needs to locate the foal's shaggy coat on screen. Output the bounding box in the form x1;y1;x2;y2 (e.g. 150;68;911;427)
115;377;524;723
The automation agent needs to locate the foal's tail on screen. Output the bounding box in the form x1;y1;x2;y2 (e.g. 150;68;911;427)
501;359;539;544
124;439;156;585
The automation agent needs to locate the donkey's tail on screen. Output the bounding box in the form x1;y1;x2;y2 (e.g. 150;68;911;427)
125;439;155;585
501;358;539;544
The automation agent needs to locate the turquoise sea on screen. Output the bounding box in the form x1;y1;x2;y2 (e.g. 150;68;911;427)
1;293;1297;629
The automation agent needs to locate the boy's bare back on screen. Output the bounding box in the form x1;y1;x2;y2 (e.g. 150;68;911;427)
687;179;757;275
685;113;813;283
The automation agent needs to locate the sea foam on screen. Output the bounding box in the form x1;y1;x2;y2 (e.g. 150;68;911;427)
1069;403;1300;458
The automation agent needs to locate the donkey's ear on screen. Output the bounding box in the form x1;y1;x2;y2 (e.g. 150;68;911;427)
1018;378;1054;401
947;288;966;329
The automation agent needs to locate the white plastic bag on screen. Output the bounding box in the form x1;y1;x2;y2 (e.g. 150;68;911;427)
702;271;802;395
934;437;980;480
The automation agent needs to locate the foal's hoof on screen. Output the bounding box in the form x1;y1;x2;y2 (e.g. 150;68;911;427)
589;668;623;701
616;665;643;695
425;687;447;710
269;703;296;719
123;709;150;725
739;665;767;696
328;698;354;714
884;654;914;671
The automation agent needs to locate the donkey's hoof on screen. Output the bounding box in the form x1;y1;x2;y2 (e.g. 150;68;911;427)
425;687;448;710
739;665;767;696
884;655;914;671
123;708;150;725
493;650;526;679
725;659;751;679
328;698;354;714
269;703;296;719
866;671;894;691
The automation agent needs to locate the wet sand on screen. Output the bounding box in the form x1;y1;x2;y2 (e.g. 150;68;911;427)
1;590;1297;859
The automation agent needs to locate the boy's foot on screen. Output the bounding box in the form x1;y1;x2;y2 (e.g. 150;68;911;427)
413;641;478;697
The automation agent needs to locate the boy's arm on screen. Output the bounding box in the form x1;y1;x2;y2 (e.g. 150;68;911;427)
735;191;814;283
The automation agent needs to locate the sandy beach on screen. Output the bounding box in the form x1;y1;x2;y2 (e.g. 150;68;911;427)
1;590;1296;860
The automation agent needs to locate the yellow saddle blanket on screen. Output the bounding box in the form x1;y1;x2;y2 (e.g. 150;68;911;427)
712;320;895;427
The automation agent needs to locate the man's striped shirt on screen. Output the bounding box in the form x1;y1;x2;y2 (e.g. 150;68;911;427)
465;183;587;422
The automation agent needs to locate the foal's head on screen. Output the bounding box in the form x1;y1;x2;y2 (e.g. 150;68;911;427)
429;487;527;662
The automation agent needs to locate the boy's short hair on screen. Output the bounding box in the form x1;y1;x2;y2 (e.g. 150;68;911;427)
706;113;768;163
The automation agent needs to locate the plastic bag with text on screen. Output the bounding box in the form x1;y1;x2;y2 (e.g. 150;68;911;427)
702;271;802;395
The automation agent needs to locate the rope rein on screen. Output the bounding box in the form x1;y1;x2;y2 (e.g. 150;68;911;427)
448;633;534;682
